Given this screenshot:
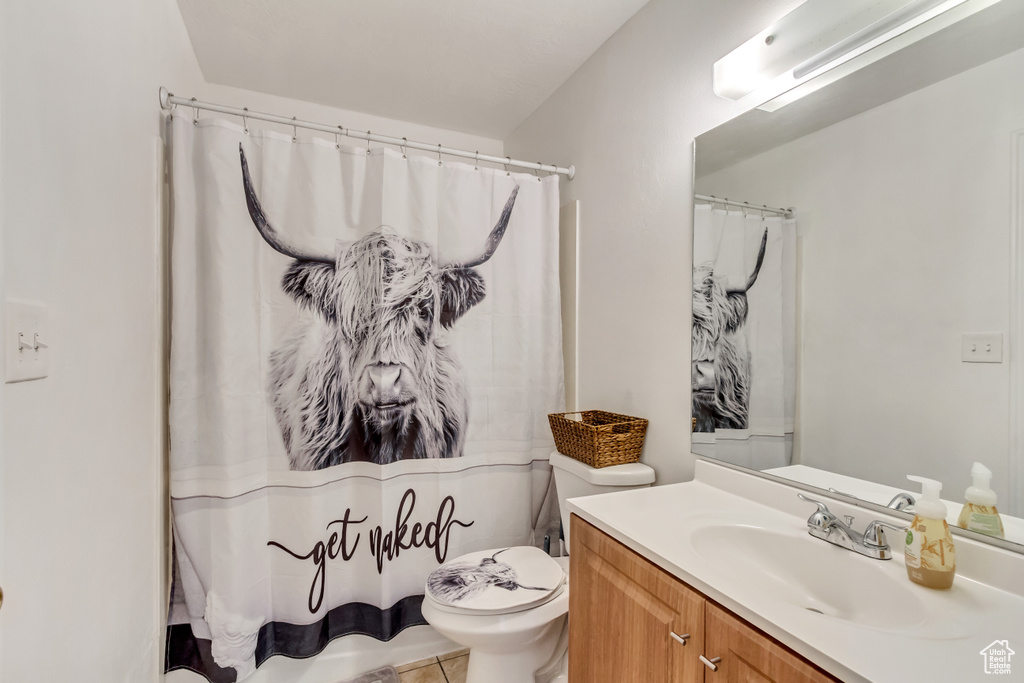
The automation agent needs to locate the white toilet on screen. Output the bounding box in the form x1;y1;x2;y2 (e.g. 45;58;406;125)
421;450;655;683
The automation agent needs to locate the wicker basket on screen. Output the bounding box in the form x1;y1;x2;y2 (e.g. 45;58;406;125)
548;410;648;468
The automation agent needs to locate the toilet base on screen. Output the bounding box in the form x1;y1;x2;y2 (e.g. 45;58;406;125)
533;617;569;683
462;615;567;683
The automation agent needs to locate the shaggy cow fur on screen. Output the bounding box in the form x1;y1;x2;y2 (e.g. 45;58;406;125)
426;549;554;603
691;230;767;432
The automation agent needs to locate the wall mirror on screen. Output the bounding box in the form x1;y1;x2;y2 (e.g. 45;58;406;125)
691;0;1024;552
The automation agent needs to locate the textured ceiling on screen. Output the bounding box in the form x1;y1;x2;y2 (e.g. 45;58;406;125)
176;0;650;138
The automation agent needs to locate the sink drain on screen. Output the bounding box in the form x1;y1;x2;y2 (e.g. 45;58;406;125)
805;607;824;615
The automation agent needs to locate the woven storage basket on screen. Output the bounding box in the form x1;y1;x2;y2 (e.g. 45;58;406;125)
548;410;648;468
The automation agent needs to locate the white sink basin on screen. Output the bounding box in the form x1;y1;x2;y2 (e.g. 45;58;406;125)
689;523;984;639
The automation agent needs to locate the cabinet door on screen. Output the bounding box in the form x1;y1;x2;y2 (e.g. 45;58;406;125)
570;515;705;683
703;603;839;683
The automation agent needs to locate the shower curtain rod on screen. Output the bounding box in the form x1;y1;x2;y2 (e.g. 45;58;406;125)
159;88;575;180
695;194;793;218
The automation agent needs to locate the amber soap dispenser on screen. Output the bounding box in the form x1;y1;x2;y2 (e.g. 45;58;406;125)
904;475;956;589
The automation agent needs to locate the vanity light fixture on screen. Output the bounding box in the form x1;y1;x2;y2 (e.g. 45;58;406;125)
714;0;1002;112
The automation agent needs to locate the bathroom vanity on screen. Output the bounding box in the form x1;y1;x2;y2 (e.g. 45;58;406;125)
570;516;835;682
566;459;1024;682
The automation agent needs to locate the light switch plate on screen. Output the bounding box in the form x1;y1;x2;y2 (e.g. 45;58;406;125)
6;300;49;382
961;333;1003;363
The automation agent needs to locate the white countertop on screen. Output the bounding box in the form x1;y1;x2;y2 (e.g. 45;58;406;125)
567;460;1024;683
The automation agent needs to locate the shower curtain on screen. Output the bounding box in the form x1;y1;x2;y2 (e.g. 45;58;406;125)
691;203;796;469
164;114;563;681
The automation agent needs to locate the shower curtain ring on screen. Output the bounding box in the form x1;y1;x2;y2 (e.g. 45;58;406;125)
437;144;443;167
474;151;479;171
401;137;408;160
535;163;543;182
335;126;342;149
505;157;511;177
291;117;298;143
191;97;199;126
366;132;372;155
242;107;249;135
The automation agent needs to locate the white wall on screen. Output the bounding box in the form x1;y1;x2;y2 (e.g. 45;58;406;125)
0;10;6;673
697;47;1024;507
0;1;204;680
505;0;798;484
0;3;503;683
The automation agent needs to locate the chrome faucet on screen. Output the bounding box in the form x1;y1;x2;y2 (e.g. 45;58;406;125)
886;492;916;511
797;493;907;560
826;487;916;511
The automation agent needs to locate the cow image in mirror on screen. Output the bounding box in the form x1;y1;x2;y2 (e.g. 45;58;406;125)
691;229;767;432
239;145;520;469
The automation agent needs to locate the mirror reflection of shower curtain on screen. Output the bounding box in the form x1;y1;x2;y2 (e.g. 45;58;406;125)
691;204;796;469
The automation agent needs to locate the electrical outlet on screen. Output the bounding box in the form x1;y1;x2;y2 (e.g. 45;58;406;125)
961;333;1003;363
6;300;49;382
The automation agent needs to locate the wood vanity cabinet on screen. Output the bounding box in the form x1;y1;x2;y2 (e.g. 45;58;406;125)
569;515;839;683
704;604;836;683
569;513;706;682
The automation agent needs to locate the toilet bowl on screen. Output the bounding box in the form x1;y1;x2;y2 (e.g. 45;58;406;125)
421;451;655;683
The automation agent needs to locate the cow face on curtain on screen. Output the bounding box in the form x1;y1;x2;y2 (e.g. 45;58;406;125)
691;229;766;432
240;147;519;469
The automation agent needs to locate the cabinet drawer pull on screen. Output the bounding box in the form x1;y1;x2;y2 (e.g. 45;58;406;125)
700;655;721;671
669;631;690;645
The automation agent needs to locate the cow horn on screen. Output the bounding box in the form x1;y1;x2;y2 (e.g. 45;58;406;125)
455;186;520;268
239;145;334;265
727;228;768;294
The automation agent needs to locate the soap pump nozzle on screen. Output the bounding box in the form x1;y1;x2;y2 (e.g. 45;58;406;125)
907;475;946;520
971;462;992;487
966;462;997;506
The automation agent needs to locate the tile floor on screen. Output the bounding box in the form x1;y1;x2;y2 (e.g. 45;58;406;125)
395;649;469;683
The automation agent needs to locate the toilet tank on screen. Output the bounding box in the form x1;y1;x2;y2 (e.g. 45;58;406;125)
549;450;655;553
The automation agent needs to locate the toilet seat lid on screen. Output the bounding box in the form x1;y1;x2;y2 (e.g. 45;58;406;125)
425;546;565;615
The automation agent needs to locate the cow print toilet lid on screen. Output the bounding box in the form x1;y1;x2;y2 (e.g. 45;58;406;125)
425;546;565;613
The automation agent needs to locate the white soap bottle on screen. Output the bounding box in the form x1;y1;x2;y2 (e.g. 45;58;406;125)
957;462;1004;539
904;475;956;590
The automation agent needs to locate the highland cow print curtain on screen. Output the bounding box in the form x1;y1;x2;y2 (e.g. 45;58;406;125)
691;203;795;469
164;114;563;681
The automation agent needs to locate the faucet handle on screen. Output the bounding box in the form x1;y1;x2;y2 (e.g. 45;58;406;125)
863;520;908;548
797;493;831;513
798;493;836;529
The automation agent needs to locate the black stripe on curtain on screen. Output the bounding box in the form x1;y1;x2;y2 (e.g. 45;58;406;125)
164;595;428;682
